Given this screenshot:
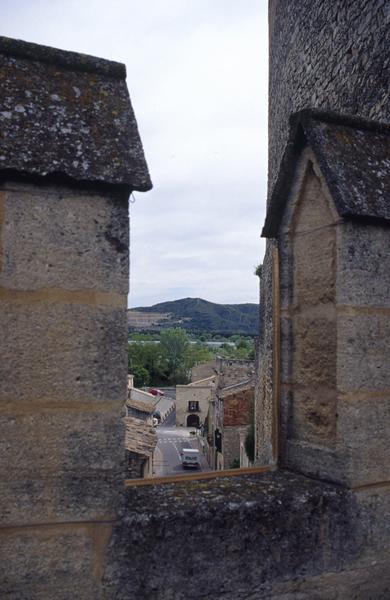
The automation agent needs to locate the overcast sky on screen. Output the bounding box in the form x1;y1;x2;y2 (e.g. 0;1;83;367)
2;0;268;307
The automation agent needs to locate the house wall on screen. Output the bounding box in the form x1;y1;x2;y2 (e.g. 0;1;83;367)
223;387;254;427
223;427;241;468
217;358;254;388
0;181;129;598
222;387;254;468
175;384;213;427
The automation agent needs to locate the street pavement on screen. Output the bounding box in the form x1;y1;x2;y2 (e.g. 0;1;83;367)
153;413;210;477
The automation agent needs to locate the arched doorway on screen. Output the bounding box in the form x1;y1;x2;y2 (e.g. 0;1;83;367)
187;414;200;428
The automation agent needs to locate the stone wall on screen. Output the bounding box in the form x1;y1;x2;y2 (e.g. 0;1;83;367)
0;181;129;598
223;387;253;427
103;471;390;599
268;0;390;198
255;241;276;465
257;0;390;468
217;358;254;388
0;36;151;599
335;219;390;486
283;161;337;449
191;360;217;382
221;387;254;468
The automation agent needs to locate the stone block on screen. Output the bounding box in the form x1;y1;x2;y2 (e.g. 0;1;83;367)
292;312;336;386
0;407;126;525
0;183;129;295
0;300;127;403
282;439;345;485
337;394;390;486
289;387;337;446
293;227;336;308
0;524;107;599
337;222;390;307
337;313;390;392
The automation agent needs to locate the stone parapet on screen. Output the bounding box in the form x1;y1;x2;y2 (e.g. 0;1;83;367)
102;471;390;599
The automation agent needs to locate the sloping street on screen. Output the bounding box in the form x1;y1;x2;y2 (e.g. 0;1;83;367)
153;415;210;477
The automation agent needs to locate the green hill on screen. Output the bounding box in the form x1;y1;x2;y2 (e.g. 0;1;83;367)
128;297;259;335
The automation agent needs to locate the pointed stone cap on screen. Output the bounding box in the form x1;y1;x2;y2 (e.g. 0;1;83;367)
263;109;390;237
0;36;152;191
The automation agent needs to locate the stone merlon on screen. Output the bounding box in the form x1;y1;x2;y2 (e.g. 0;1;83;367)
0;36;152;191
263;109;390;237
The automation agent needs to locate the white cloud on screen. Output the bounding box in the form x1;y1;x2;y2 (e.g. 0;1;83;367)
1;0;268;307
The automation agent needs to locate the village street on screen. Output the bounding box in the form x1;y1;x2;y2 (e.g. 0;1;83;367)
153;412;210;477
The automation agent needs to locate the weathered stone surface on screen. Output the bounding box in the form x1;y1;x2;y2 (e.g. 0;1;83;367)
0;408;126;525
217;358;255;388
337;313;390;392
337;393;390;486
282;439;344;485
103;470;390;599
271;560;390;600
223;387;253;426
260;0;390;482
0;523;109;599
0;36;152;190
337;221;390;307
268;0;389;200
289;387;337;447
0;183;129;294
255;241;275;465
264;112;390;237
0;301;127;403
292;313;336;387
292;172;336;308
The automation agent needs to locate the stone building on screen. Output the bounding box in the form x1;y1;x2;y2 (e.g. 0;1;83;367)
219;380;254;469
2;1;390;596
175;375;216;428
0;36;151;597
203;359;255;470
125;381;157;478
261;109;390;485
256;0;390;467
215;356;254;388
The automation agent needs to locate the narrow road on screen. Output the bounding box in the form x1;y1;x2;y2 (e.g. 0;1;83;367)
153;412;210;477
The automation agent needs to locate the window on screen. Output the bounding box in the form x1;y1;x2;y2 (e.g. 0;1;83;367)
188;400;200;412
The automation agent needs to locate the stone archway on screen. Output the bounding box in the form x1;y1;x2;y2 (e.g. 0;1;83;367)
187;414;200;428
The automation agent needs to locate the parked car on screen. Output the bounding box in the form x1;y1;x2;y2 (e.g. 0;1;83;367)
149;388;165;396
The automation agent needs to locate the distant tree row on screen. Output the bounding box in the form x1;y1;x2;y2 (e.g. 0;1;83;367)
128;328;255;387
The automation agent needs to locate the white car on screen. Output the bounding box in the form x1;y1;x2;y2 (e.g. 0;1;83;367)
181;448;200;469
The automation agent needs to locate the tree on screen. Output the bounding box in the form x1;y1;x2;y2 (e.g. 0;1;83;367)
186;343;213;369
128;342;168;386
160;328;189;384
131;365;150;388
